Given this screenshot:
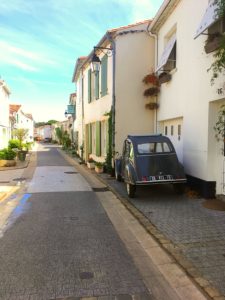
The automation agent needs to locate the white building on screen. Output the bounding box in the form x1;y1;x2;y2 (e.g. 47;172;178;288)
72;21;155;163
148;0;225;197
0;80;10;149
10;104;34;142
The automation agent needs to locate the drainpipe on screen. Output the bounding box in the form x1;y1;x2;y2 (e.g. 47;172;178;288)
81;67;84;161
106;32;116;170
146;22;159;134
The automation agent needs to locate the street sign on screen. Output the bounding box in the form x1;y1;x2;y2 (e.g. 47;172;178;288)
67;105;75;114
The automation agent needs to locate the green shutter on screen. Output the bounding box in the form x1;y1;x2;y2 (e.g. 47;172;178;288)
88;69;92;103
96;121;101;156
88;123;92;153
95;72;99;100
101;55;108;97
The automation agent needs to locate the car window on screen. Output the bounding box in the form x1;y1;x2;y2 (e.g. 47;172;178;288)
137;142;172;154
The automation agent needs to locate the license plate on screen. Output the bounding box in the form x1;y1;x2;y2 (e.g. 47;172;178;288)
149;175;173;181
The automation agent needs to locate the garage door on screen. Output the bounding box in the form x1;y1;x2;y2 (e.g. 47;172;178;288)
163;118;183;163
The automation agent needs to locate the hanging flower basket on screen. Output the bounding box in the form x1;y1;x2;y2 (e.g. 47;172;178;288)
145;102;159;110
158;72;172;84
144;87;159;97
142;73;158;85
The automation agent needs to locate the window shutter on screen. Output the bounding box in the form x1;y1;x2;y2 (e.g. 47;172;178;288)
88;123;92;153
101;55;108;97
96;121;101;156
88;69;92;103
95;72;99;100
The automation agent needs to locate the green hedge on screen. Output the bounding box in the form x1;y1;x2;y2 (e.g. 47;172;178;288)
0;148;16;160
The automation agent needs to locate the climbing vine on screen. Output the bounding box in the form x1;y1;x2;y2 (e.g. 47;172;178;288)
214;104;225;142
104;110;113;173
209;0;225;84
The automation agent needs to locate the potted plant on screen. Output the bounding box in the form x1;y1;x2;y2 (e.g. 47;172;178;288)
95;161;104;174
87;157;95;169
0;148;17;167
145;102;159;110
143;87;159;97
142;73;159;85
12;128;29;161
158;72;172;84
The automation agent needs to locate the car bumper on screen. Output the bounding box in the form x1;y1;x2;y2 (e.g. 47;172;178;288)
135;178;187;185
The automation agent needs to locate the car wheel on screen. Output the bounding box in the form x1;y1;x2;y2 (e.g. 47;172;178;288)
126;183;136;198
173;184;185;194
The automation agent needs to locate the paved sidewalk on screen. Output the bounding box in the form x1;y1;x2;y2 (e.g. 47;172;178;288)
60;150;225;300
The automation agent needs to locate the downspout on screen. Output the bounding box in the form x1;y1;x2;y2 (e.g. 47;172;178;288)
106;32;116;170
146;22;159;134
81;67;84;161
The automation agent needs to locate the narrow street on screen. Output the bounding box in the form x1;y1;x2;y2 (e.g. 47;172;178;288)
0;145;207;300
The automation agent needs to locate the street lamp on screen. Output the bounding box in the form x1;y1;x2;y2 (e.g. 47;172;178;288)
90;46;112;74
64;110;68;118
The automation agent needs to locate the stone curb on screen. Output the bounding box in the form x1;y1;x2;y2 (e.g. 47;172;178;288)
0;187;19;203
59;150;223;300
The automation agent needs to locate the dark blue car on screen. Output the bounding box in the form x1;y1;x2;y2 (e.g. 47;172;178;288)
115;134;186;197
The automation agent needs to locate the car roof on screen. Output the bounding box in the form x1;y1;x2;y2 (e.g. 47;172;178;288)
127;134;171;144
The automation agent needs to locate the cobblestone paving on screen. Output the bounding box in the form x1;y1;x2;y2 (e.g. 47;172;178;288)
0;191;150;300
101;175;225;296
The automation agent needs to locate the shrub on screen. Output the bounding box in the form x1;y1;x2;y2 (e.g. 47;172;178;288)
8;139;20;149
0;148;16;160
95;161;104;168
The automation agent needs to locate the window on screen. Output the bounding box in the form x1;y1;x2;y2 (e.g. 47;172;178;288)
156;35;176;72
101;55;108;97
95;72;99;100
163;42;176;72
88;69;92;103
95;121;101;157
137;142;172;154
165;126;168;136
92;123;96;154
171;125;174;136
101;121;106;156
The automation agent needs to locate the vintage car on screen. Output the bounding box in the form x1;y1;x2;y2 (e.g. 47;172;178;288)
115;134;186;197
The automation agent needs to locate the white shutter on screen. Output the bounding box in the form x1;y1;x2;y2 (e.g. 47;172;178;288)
156;35;176;72
194;1;218;39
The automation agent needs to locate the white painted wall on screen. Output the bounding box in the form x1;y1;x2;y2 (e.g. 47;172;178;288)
0;81;10;149
16;109;34;142
115;23;155;155
155;0;225;193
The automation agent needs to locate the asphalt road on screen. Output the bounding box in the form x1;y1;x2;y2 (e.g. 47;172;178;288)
0;145;152;300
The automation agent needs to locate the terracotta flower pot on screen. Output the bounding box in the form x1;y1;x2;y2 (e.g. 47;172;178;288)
0;160;16;167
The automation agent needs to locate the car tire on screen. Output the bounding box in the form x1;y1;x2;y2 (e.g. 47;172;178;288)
126;183;136;198
173;183;185;194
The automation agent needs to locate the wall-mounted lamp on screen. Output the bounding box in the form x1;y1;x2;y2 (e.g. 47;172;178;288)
90;46;112;74
64;110;68;118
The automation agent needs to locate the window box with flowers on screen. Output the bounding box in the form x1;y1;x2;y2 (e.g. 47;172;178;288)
205;32;223;54
158;72;172;84
145;102;159;110
143;87;159;97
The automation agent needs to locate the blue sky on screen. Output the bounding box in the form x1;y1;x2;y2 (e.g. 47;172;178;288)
0;0;163;122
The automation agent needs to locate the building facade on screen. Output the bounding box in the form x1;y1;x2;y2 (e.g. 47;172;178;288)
0;80;10;149
148;0;225;196
72;21;155;163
